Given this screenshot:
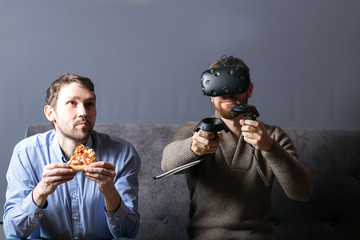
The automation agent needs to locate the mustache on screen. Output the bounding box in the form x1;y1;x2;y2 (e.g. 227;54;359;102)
74;117;91;125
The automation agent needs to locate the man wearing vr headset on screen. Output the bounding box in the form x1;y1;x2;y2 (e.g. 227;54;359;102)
161;56;313;240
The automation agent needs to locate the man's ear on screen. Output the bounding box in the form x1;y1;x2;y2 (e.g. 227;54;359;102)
247;82;254;98
44;105;56;123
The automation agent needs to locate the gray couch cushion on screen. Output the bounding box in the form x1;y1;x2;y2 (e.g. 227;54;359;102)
271;128;360;240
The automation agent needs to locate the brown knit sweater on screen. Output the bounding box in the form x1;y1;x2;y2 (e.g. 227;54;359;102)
162;119;313;240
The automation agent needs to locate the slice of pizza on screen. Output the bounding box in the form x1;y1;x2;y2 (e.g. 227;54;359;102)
69;144;98;171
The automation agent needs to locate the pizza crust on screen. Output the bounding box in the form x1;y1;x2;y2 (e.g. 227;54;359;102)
69;164;88;172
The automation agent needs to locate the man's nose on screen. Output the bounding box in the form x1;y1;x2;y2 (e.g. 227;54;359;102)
220;95;232;100
77;104;87;117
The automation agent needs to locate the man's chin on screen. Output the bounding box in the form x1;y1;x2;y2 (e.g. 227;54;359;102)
217;109;239;119
215;105;237;119
73;129;92;142
221;113;239;119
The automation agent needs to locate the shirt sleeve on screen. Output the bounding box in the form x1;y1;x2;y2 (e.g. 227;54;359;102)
3;148;45;239
105;142;141;238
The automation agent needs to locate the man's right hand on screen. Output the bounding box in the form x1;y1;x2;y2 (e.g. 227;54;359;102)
190;129;223;156
32;163;76;208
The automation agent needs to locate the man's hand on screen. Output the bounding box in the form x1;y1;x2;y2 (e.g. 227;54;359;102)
84;161;116;193
240;119;273;151
33;163;76;208
190;130;223;156
84;161;121;212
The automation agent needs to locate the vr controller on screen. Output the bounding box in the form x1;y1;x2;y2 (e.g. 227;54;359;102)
230;104;260;149
200;55;250;97
193;105;259;139
229;104;260;121
153;117;229;179
194;117;229;139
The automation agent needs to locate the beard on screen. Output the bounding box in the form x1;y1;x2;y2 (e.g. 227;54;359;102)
217;105;239;119
213;95;248;119
56;117;94;143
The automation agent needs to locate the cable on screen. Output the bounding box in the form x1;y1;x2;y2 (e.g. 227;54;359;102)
252;148;270;188
153;159;203;180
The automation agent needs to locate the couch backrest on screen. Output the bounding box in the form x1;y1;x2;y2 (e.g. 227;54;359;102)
25;123;360;240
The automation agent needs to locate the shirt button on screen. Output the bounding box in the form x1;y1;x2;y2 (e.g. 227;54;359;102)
115;217;119;220
73;217;78;221
38;213;43;217
72;195;76;199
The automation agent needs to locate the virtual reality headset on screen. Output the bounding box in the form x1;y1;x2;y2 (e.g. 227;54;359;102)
200;55;250;97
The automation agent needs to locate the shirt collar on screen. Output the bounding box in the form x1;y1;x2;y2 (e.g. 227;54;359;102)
51;130;93;163
85;135;93;148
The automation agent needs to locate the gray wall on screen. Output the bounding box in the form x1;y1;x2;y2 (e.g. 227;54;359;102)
1;0;359;218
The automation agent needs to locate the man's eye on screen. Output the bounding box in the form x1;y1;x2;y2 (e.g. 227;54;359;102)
68;101;76;106
86;102;95;107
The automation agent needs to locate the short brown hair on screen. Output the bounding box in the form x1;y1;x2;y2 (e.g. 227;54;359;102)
209;56;250;74
45;73;96;107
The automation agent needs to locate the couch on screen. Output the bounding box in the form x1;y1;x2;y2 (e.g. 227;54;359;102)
25;122;360;240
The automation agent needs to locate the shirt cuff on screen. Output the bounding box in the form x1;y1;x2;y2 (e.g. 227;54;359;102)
23;192;47;226
105;198;128;225
184;138;201;159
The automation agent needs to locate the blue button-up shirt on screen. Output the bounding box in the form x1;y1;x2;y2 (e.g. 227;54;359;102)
3;129;141;240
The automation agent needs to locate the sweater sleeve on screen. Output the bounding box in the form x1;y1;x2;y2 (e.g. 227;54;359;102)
161;122;200;172
262;126;313;201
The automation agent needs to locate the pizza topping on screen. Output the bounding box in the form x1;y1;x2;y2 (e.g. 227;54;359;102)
69;144;98;171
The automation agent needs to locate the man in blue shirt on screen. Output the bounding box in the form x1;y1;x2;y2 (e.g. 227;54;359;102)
3;73;141;240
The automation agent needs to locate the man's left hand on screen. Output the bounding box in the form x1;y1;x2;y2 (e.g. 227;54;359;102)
84;161;121;212
240;119;273;151
84;161;116;193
